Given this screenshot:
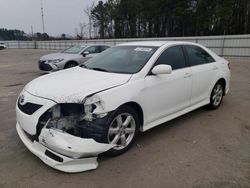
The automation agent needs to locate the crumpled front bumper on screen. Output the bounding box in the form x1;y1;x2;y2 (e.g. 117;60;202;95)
16;122;114;173
16;90;114;173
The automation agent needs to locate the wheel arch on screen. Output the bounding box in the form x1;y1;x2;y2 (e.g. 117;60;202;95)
216;78;226;95
117;101;144;130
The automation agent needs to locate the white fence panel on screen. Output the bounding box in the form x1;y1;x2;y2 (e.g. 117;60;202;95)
4;34;250;58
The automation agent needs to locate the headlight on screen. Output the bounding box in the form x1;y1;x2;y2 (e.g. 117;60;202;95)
48;59;64;63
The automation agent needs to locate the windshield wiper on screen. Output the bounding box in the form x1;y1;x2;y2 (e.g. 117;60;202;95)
80;64;110;72
91;67;109;72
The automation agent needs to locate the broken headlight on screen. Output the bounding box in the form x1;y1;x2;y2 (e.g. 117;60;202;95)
39;97;108;135
44;103;84;133
83;96;107;121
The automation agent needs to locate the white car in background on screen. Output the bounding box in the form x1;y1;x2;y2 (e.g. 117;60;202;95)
16;41;230;173
38;44;110;71
0;42;7;50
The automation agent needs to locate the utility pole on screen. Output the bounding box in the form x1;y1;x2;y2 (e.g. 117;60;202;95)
41;0;45;33
31;25;34;40
89;15;92;39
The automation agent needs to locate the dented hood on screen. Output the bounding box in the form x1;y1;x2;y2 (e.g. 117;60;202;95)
25;67;131;103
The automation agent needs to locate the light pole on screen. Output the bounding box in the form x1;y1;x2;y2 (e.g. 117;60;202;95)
40;0;45;33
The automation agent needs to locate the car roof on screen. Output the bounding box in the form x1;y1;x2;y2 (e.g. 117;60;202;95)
79;44;110;48
117;41;199;47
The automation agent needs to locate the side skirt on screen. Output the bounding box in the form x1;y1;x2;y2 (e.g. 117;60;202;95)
142;99;209;132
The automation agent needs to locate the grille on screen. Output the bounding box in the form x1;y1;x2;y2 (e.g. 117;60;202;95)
39;60;52;71
18;99;42;115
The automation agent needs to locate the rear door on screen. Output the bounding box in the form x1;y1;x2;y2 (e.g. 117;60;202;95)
183;45;219;106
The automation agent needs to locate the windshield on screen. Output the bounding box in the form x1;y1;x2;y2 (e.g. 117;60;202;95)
82;46;158;74
63;45;86;54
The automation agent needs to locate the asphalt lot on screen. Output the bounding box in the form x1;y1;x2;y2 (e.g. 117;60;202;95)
0;49;250;188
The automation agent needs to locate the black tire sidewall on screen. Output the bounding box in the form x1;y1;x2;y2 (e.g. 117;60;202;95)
65;61;78;69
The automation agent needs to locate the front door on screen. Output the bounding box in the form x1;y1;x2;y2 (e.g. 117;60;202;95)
143;45;192;126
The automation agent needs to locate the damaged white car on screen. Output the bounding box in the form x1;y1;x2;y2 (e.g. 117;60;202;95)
16;41;231;173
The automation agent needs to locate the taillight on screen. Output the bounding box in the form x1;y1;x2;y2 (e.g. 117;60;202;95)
227;62;231;70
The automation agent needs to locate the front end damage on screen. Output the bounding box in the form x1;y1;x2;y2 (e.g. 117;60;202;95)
16;91;115;173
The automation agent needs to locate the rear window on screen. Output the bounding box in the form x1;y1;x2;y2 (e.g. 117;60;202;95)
184;45;215;66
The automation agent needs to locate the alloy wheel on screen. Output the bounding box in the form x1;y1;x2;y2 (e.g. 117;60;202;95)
108;113;136;150
212;84;223;107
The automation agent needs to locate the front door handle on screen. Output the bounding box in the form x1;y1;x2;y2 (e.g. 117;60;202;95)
213;66;219;70
184;73;192;78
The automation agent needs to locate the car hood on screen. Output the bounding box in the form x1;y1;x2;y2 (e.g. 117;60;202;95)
40;53;76;60
24;67;132;103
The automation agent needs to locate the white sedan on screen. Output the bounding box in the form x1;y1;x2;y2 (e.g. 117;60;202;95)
38;44;110;71
0;42;7;50
16;41;230;173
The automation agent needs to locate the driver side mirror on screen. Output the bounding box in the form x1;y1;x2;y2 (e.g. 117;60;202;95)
82;51;90;57
151;64;172;75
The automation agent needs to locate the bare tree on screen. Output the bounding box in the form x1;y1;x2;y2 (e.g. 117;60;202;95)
79;23;88;39
84;2;95;39
74;23;87;39
74;28;79;38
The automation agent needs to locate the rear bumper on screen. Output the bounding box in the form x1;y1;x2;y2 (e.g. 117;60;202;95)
16;122;113;173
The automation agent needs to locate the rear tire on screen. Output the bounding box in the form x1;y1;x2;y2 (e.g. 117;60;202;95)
208;82;224;110
104;106;139;156
64;61;78;69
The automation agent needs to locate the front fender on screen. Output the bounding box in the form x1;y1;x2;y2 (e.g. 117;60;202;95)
90;79;145;119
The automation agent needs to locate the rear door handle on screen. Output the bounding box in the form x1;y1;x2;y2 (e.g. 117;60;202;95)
184;73;192;78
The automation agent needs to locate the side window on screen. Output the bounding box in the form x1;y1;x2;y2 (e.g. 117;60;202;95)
154;46;186;70
185;45;215;66
100;46;110;52
85;46;99;54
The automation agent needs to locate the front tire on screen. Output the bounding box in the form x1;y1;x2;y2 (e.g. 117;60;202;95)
208;82;224;110
64;61;78;69
105;106;139;156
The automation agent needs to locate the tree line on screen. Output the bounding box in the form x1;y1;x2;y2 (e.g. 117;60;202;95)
0;28;74;41
0;28;28;40
91;0;250;38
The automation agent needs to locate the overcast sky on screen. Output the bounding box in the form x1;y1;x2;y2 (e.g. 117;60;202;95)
0;0;100;36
